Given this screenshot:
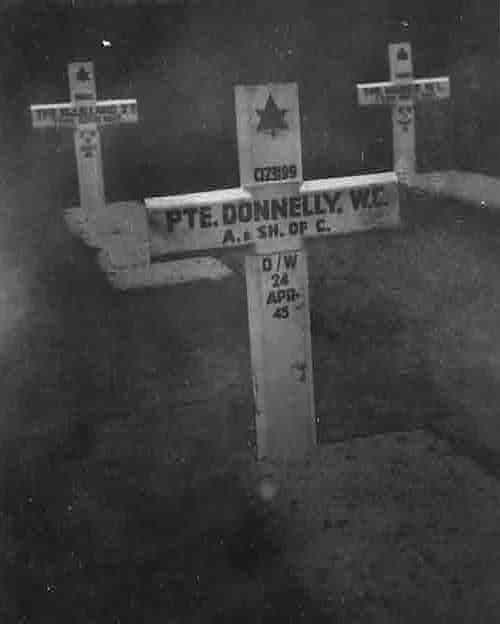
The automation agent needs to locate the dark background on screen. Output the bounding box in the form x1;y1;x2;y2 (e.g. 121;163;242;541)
2;3;500;622
2;0;500;202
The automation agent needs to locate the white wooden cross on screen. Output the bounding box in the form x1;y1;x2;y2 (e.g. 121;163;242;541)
142;83;400;461
357;42;450;182
30;61;138;240
31;62;232;287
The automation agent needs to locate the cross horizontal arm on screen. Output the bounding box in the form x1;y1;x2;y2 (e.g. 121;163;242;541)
31;99;138;128
357;77;450;106
145;171;400;257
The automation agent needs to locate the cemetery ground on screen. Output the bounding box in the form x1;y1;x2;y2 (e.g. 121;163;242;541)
4;6;500;622
4;160;500;621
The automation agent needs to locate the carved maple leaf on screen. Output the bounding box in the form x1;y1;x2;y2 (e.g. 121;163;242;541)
256;94;288;138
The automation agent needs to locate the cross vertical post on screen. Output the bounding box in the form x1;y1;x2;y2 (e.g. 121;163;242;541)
389;43;417;178
69;62;106;222
235;83;315;459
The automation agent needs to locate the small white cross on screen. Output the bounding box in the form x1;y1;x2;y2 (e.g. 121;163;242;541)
357;43;450;181
30;61;138;241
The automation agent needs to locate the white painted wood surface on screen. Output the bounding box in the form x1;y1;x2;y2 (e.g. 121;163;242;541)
145;172;400;256
245;241;315;460
68;62;106;219
74;121;105;220
235;83;303;187
357;77;450;106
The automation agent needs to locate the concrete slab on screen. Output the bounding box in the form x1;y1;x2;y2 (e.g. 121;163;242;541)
64;200;233;288
410;170;500;211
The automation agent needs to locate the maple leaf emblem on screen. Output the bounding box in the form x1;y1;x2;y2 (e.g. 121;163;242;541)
76;66;91;82
256;94;288;137
397;47;409;61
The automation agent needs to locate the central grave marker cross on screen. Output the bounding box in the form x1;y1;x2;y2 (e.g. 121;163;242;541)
145;83;401;461
30;61;138;235
357;42;450;181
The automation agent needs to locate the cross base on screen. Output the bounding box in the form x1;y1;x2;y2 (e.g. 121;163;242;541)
99;255;233;290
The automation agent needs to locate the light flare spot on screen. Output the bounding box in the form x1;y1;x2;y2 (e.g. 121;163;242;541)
258;478;278;501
